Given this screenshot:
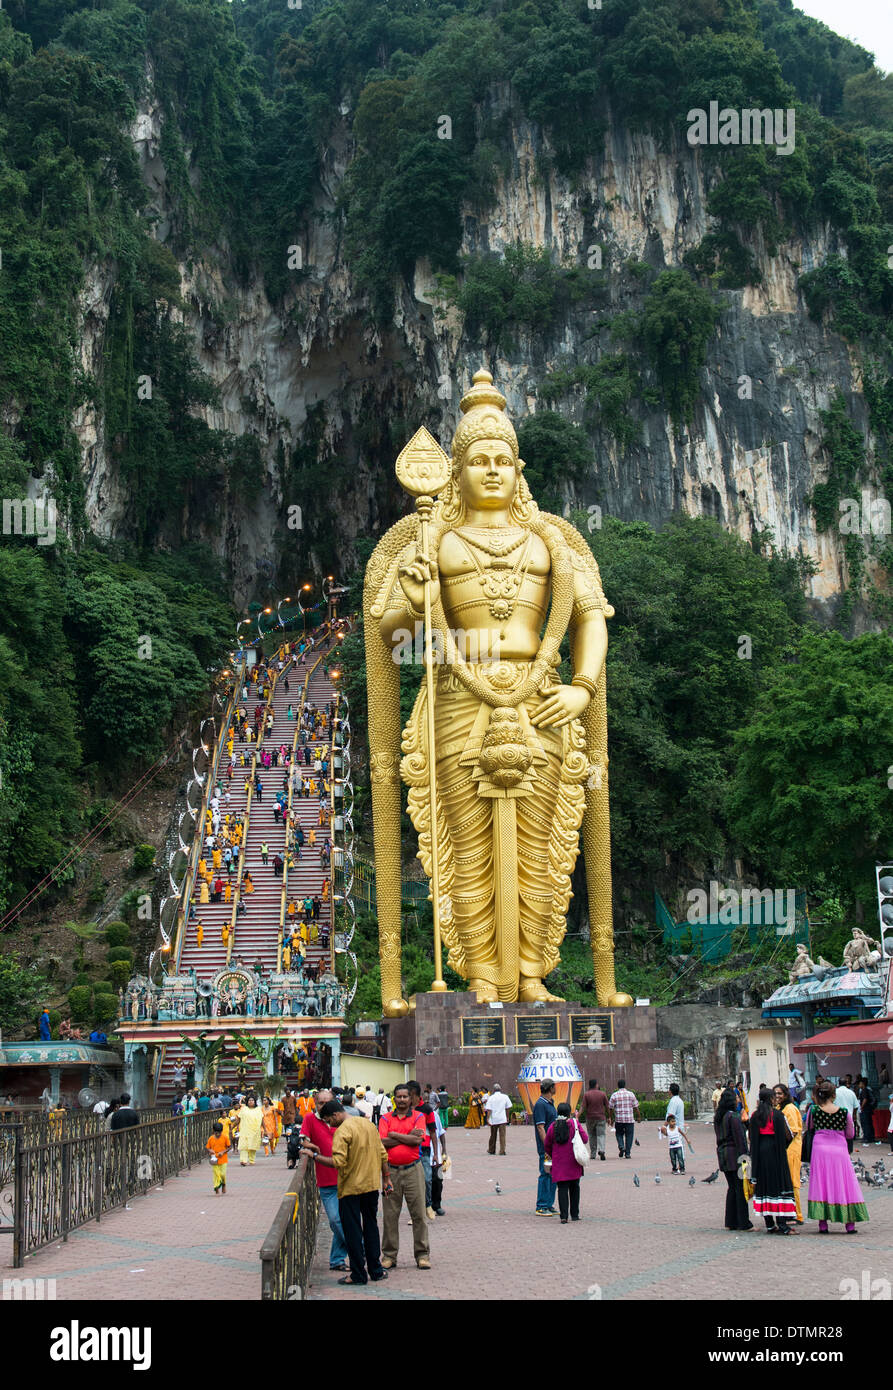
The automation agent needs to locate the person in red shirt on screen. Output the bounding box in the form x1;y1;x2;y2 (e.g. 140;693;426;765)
299;1088;349;1272
379;1084;431;1270
408;1080;440;1221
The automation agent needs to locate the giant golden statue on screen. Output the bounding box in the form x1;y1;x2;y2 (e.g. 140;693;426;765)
364;370;633;1015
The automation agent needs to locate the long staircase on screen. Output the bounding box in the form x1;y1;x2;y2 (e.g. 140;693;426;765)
154;628;340;1103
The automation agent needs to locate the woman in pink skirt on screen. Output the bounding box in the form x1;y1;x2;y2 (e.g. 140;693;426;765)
805;1079;869;1233
544;1103;588;1223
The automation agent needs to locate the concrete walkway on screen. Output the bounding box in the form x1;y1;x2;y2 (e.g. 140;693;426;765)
6;1123;891;1301
308;1124;893;1302
2;1148;290;1300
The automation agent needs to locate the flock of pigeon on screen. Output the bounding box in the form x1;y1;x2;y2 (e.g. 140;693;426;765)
625;1157;893;1190
852;1156;893;1189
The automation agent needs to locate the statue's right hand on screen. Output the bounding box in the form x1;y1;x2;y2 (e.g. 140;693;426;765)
398;550;439;614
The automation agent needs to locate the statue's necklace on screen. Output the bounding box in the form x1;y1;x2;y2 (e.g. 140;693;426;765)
455;525;528;559
457;532;533;625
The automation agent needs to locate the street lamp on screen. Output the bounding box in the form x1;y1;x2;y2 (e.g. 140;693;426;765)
277;595;294;628
256;606;275;641
297;583;313;637
322;574;335;626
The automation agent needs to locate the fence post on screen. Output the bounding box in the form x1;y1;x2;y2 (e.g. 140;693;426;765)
95;1133;103;1223
61;1139;71;1243
12;1124;24;1268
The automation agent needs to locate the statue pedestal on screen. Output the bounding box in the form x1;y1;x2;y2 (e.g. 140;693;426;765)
382;992;673;1100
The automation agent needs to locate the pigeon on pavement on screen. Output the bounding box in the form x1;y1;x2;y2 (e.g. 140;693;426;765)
654;1174;661;1185
688;1176;696;1186
495;1182;502;1194
633;1173;640;1188
702;1169;719;1184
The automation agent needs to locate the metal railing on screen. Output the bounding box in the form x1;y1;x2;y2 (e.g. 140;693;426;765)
278;642;326;970
259;1150;319;1300
1;1110;215;1265
170;655;247;970
0;1105;170;1147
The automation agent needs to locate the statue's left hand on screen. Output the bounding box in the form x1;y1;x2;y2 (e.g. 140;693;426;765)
529;684;590;729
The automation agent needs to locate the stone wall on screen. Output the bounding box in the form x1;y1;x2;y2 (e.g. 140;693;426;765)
384;993;674;1102
656;1005;763;1112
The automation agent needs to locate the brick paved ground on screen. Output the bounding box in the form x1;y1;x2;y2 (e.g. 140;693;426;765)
307;1123;893;1303
0;1147;291;1300
5;1123;891;1301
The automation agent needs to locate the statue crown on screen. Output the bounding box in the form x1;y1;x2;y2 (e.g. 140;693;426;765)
451;368;520;466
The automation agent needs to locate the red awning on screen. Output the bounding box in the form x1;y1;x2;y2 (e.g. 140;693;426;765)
793;1019;893;1055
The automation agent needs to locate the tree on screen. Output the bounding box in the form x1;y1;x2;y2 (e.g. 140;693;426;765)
230;1028;284;1093
639;270;721;424
178;1032;230;1091
516;412;594;512
586;514;806;883
0;953;50;1035
726;630;893;915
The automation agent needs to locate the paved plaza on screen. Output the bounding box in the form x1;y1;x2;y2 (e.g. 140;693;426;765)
308;1123;893;1302
5;1122;891;1301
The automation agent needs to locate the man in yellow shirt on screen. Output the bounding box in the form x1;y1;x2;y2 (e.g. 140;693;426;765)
314;1099;391;1285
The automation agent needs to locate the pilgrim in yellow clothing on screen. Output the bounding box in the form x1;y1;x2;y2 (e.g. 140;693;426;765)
224;881;232;904
222;922;230;948
465;1089;484;1129
243;872;255;894
282;943;291;970
781;1098;804;1222
237;1101;264;1164
261;1101;281;1154
198;857;207;878
308;828;316;847
199;880;210;905
212;849;222;870
196;921;204;948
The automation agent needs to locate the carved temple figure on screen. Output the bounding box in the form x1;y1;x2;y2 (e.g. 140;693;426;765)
365;370;633;1012
842;928;881;973
788;942;816;985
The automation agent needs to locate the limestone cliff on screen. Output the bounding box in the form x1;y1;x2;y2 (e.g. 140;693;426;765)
77;86;873;608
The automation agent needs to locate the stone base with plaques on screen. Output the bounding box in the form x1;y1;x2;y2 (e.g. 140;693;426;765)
384;991;674;1101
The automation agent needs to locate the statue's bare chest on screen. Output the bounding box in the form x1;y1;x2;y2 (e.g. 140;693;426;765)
438;528;551;626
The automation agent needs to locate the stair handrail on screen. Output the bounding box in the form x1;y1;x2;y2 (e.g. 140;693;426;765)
278;636;326;972
328;694;338;975
171;653;246;971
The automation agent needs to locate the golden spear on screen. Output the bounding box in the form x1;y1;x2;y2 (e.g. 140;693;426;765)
395;427;452;993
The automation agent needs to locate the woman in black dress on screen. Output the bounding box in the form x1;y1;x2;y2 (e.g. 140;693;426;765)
715;1087;752;1231
749;1085;797;1234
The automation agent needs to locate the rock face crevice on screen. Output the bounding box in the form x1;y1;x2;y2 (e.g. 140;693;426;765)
75;89;872;607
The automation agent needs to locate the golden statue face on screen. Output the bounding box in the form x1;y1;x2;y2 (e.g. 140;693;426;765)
458;437;518;511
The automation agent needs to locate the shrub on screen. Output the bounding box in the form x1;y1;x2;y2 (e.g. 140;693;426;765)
67;985;92;1019
132;844;156;874
105;922;131;947
74;973;90;987
640;270;721;424
107;946;133;964
93;981;117;1000
107;961;132;989
92;994;120;1027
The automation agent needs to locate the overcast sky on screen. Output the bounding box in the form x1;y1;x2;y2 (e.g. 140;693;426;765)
792;0;892;72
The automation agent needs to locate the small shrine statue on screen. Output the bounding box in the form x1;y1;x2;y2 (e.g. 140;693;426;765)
842;927;881;973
